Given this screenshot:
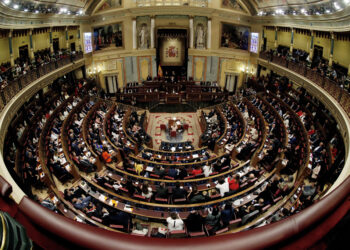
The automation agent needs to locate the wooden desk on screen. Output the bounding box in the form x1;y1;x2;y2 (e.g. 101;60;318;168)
166;94;181;104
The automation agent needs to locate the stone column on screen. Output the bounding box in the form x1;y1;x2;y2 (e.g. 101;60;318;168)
151;16;155;49
329;32;334;66
77;28;81;52
274;27;278;48
290;28;294;52
29;29;34;60
309;30;314;60
207;18;211;49
132;19;137;49
189;17;194;49
262;27;265;50
9;30;14;66
65;26;69;50
49;27;54;53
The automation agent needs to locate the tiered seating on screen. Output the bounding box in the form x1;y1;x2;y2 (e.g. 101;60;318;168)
126;110;152;147
218;102;245;153
103;104;138;155
43;95;81;182
199;108;225;150
141;146;210;164
233;98;267;162
3;76;346;239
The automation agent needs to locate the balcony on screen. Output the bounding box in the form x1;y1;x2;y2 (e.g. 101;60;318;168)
258;51;350;118
0;52;84;112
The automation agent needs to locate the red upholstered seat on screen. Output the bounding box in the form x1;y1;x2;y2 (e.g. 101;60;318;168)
183;124;189;130
170;131;176;137
160;124;166;130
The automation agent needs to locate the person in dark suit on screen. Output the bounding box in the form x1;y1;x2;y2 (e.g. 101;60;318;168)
186;211;205;232
156;182;168;199
172;182;188;200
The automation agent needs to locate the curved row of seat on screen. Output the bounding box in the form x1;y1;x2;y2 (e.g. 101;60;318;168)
4;73;345;238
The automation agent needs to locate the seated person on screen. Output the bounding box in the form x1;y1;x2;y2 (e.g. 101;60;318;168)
141;182;153;199
101;147;112;163
187;186;207;203
112;180;123;192
134;162;144;176
72;195;92;210
177;166;188;179
228;175;240;193
216;177;230;197
167;166;178;179
205;207;221;235
166;212;184;232
221;203;236;227
185;210;204;232
156;182;168;199
202;162;213;177
172;182;188;200
191;165;203;176
154;165;165;178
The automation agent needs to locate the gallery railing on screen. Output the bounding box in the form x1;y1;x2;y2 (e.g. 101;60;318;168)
259;51;350;118
0;52;84;111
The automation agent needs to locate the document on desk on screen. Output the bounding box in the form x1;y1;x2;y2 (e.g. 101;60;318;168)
124;204;133;212
75;216;84;223
146;166;154;172
109;199;118;207
98;194;107;202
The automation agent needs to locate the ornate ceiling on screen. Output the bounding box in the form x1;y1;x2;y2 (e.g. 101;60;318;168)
0;0;348;19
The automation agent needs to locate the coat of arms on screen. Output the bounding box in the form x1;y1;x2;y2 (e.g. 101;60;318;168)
166;46;178;58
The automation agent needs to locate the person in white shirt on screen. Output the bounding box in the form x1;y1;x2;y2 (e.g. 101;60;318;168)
141;183;153;199
203;163;213;177
113;180;122;191
215;177;230;197
166;212;184;232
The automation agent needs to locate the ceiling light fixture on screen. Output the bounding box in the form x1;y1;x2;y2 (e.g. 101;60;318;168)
60;7;67;13
334;2;341;10
13;4;18;9
3;0;10;5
